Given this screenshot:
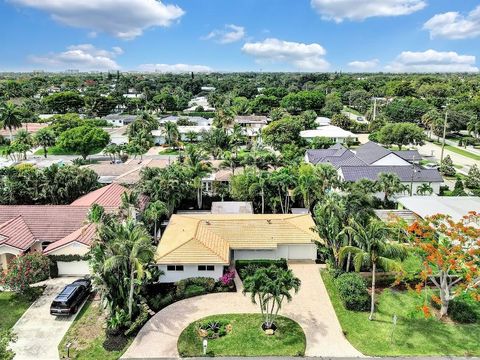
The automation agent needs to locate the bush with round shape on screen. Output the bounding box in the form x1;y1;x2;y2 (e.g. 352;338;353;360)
449;296;479;324
335;273;370;311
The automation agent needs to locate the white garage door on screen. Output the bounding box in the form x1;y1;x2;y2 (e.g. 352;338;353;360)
280;245;316;260
57;261;90;276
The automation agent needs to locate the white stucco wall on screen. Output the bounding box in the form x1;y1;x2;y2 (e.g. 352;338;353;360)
47;242;89;256
57;261;90;276
234;244;317;261
372;154;410;166
159;264;224;283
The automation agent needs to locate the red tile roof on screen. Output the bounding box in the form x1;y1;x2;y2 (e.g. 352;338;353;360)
0;123;48;137
0;216;36;251
44;223;97;254
70;183;148;209
0;206;89;244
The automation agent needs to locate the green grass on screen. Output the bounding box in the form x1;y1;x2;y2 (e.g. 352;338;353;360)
177;314;306;357
159;148;181;155
321;270;480;356
0;289;43;331
59;299;131;360
443;145;480;161
343;106;362;116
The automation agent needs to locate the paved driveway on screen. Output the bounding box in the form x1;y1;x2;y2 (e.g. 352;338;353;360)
122;263;362;359
10;277;82;360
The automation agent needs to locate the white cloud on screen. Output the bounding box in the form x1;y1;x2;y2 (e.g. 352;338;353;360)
29;44;122;71
423;6;480;39
10;0;184;40
138;63;213;73
203;24;246;44
241;38;329;71
385;49;478;73
311;0;426;22
348;59;380;71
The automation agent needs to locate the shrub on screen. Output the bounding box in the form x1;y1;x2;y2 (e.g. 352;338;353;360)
236;259;287;279
449;296;479;324
175;277;216;298
0;253;50;293
184;284;207;298
219;269;235;287
125;304;150;336
335;273;370;311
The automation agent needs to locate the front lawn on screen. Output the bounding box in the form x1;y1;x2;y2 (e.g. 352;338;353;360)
321;271;480;356
58;299;131;360
0;288;43;331
177;314;306;357
159;148;181;155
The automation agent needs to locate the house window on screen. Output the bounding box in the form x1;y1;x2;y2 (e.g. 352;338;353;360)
198;265;215;271
167;265;184;271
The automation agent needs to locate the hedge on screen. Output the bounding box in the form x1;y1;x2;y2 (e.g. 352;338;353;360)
335;273;370;311
235;259;288;280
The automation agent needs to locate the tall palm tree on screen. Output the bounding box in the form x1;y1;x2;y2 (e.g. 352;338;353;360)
377;172;407;203
296;163;319;210
248;170;269;214
144;200;168;241
339;219;407;320
163;121;180;149
34;128;56;158
220;151;241;175
185;145;211;209
102;219;155;319
120;191;139;219
314;163;340;194
0;102;23;141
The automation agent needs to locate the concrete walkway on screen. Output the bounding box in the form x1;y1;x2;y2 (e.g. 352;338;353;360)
122;263;362;359
10;277;82;360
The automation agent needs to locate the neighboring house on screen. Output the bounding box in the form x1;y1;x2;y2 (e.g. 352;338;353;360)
211;202;253;214
315;117;331;127
155;214;320;283
185;96;215;112
152;125;210;145
234;115;268;128
397;196;480;222
300;125;357;144
103;114;137;127
0;123;48;138
85;159;171;185
159;115;212;127
305;142;443;195
0;184;147;274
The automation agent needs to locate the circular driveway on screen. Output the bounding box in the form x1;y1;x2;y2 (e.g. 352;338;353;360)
122;264;363;359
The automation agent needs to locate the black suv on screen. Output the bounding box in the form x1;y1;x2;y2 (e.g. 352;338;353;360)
50;278;92;316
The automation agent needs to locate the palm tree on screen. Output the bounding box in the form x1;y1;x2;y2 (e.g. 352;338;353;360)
0;102;23;141
339;219;407;320
242;266;301;329
34;128;56;158
163;121;180;149
416;183;433;196
185;131;198;143
229;123;246;155
185;145;211;209
144;200;168;241
220;151;241;175
248;170;269;214
102;219;155;319
377;172;407;203
296;163;319;210
120;191;139;219
213;107;235;131
314;163;339;194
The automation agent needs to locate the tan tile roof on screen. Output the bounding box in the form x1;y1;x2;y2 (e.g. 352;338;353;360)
44;223;97;254
155;214;320;264
0;216;36;251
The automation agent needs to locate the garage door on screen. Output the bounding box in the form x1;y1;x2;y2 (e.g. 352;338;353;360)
57;261;90;276
279;245;316;260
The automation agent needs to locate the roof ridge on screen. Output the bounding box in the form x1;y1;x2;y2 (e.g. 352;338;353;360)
284;215;318;238
195;222;229;263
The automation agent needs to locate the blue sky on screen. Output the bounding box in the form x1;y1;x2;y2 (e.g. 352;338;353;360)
1;0;480;72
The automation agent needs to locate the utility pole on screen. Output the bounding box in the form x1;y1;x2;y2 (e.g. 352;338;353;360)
440;108;448;164
373;98;377;122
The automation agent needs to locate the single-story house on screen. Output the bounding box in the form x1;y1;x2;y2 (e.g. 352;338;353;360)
354;141;421;165
159;116;212;127
0;183;147;274
103;114;137;127
185;96;215;112
0;123;48;138
155;214;320;283
234;115;268;128
300;125;357;144
152;125;211;145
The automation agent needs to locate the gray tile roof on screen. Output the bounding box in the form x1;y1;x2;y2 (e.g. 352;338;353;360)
354;142;392;164
340;165;443;182
306;146;366;168
393;150;421;162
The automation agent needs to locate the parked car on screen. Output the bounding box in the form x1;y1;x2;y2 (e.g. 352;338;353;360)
50;278;91;316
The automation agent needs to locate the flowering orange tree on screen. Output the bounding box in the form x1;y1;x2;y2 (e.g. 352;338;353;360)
407;212;480;318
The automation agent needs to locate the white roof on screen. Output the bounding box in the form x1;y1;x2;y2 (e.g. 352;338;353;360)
397;196;480;222
211;202;253;214
300;125;355;139
152;125;210;136
315;117;331;126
